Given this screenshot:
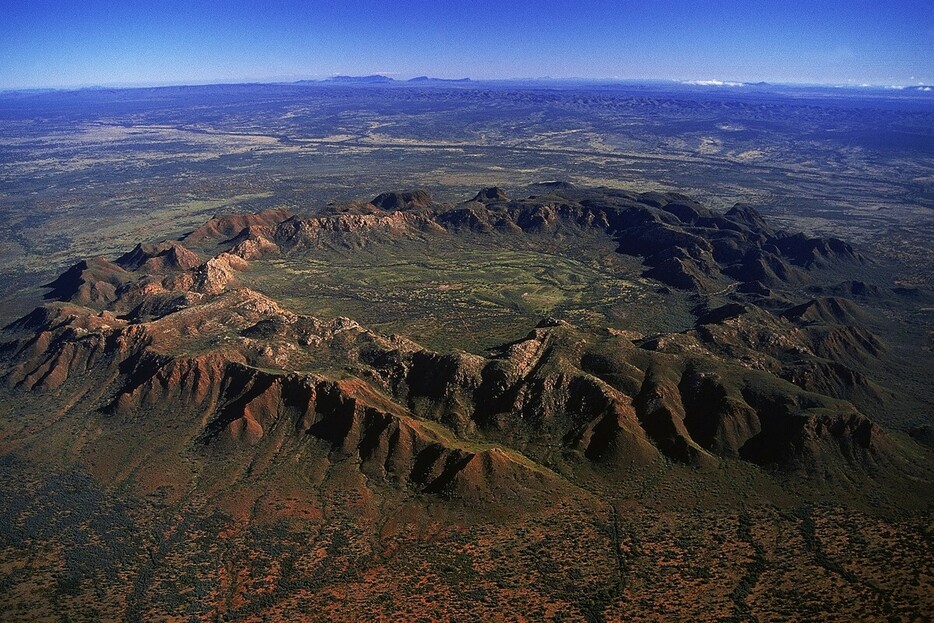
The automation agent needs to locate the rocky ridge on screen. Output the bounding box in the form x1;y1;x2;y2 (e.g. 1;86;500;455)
2;184;929;502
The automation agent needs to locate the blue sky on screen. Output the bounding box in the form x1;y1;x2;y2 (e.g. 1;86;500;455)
1;0;931;88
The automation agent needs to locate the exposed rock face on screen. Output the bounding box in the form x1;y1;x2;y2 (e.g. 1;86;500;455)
0;184;925;502
193;253;248;295
183;207;294;244
262;186;860;294
369;189;435;211
43;257;129;306
3;280;901;483
116;241;201;272
169;186;864;298
227;229;280;259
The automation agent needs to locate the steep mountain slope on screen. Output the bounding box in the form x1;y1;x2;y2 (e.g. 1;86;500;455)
1;184;930;622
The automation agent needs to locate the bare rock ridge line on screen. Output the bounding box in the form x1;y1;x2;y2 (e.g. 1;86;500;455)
191;182;863;294
1;183;929;502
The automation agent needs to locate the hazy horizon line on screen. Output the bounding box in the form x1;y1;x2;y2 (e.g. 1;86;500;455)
4;74;933;94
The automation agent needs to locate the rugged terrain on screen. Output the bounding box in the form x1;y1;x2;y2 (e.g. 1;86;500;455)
3;82;933;326
0;184;931;621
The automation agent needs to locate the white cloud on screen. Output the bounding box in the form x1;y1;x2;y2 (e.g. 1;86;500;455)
683;79;744;87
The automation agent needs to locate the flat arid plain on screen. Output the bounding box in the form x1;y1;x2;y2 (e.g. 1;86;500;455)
0;81;932;621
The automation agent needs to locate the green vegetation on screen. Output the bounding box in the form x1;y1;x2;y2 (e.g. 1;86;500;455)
250;235;693;353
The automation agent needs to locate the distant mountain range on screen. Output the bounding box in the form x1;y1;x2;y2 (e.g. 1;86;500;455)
5;75;932;96
294;75;471;85
289;76;934;95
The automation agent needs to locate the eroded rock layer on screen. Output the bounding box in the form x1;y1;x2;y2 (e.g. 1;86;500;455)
2;184;929;502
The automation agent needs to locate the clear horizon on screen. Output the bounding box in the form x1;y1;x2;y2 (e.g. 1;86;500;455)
1;0;932;90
